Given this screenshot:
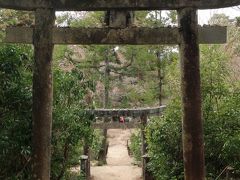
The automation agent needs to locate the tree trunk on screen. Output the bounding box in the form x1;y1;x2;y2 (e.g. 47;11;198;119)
32;9;55;180
98;49;110;164
178;8;205;180
156;51;163;106
104;50;110;109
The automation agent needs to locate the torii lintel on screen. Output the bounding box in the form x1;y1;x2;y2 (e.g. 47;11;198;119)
5;26;227;45
0;0;240;11
86;106;166;117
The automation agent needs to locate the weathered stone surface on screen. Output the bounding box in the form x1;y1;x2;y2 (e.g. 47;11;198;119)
105;10;135;28
178;8;205;180
86;106;166;118
32;8;55;180
0;0;240;11
5;26;226;45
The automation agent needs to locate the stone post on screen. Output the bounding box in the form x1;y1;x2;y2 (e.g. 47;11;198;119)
178;8;205;180
32;8;55;180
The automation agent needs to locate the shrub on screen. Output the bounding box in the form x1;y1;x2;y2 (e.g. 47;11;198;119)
129;130;142;164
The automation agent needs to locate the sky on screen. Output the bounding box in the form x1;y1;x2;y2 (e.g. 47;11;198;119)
198;6;239;24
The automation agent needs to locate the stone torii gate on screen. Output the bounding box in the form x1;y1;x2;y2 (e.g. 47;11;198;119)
86;106;166;180
1;1;239;180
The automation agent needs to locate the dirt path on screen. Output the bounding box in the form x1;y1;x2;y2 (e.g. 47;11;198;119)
91;129;142;180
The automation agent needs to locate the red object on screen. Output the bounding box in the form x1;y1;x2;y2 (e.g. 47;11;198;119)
119;116;125;123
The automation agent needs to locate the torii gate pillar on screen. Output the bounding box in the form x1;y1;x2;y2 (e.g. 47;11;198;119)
178;8;205;180
32;9;55;180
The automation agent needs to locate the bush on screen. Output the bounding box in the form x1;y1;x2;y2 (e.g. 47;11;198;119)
90;129;104;160
129;130;142;164
146;99;184;180
0;44;33;180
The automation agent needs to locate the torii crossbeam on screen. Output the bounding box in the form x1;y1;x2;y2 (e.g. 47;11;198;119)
1;0;239;180
88;106;166;129
5;26;226;45
0;0;240;10
87;106;165;117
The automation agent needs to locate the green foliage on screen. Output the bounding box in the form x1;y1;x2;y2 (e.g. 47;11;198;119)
129;131;142;163
146;45;240;179
51;67;95;179
90;130;105;160
53;45;70;62
71;12;104;28
201;45;240;178
0;44;33;179
135;10;177;27
146;99;183;180
0;9;34;27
